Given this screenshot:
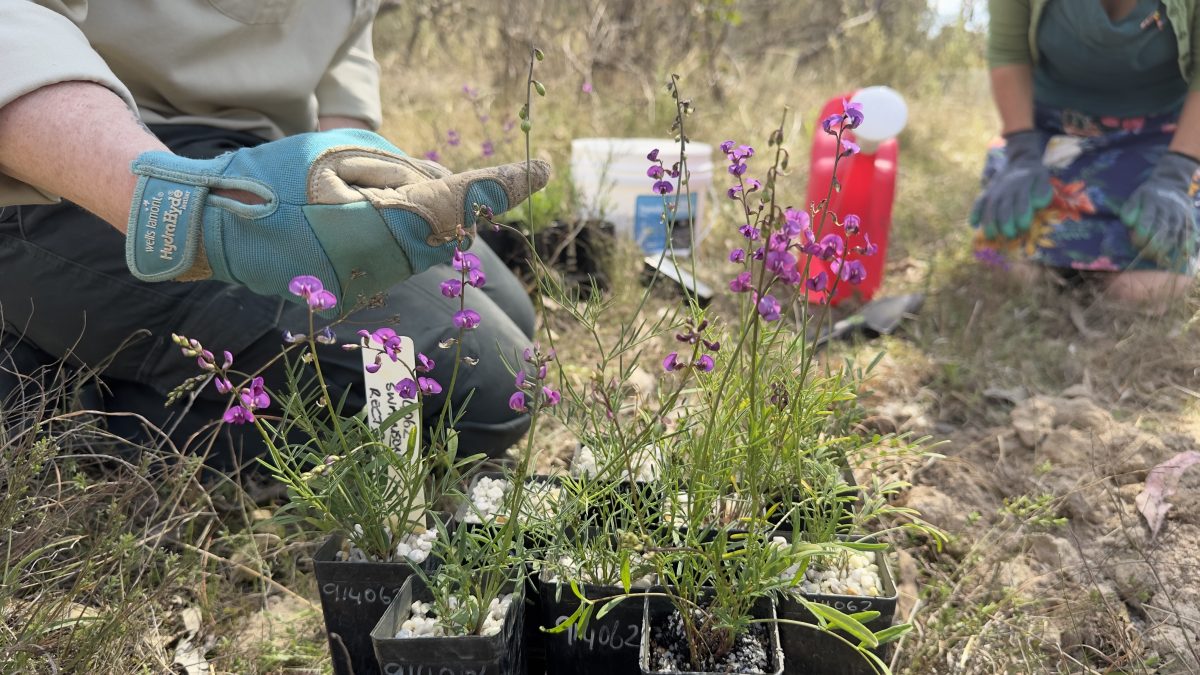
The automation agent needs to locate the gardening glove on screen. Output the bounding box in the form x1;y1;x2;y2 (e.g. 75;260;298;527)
124;128;550;305
969;129;1053;240
1119;151;1199;272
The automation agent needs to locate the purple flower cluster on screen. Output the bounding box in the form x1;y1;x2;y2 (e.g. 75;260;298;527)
173;333;270;425
711;123;879;312
356;326;442;397
645;148;680;195
442;249;486;332
223;376;270;424
663;319;720;373
289;275;337;311
508;344;561;413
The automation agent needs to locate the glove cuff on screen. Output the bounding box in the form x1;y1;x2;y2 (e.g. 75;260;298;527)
125;170;208;282
1002;129;1046;163
1151;151;1200;191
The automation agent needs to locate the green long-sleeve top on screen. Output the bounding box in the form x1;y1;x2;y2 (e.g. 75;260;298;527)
989;0;1200;116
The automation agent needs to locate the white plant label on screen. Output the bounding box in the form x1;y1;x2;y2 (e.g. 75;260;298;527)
361;334;425;519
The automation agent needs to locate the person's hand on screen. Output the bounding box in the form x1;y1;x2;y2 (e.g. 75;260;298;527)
1119;151;1199;271
970;130;1053;239
123;128;550;305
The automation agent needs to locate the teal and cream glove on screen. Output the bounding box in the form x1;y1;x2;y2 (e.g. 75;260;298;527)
125;128;549;304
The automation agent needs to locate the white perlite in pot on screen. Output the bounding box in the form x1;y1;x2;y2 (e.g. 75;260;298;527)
394;593;514;638
571;444;661;482
335;525;438;563
463;476;561;524
773;537;883;597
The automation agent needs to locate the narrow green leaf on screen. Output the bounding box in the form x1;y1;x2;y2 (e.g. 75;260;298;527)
806;602;878;648
596;596;627;620
872;623;912;646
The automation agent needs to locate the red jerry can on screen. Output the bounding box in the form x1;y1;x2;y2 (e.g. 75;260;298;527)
800;91;901;307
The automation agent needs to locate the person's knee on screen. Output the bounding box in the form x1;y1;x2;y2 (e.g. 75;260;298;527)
1104;271;1193;314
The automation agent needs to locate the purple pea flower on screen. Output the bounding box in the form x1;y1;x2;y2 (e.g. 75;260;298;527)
288;275;324;298
214;377;234;394
467;268;487;289
757;294;782;322
308;290;337;311
447;130;461;146
647;165;665;179
542;386;561;407
481;141;494;158
728;162;747;177
783;208;810;238
652;180;674;195
223;404;255;425
663;352;684;372
843;214;861;235
821;113;843;136
695;354;715;372
647;148;660;162
752;247;765;261
441;279;463;298
744;178;762;193
730;145;754;161
806;271;828;292
416;376;442;395
817;233;845;261
415;353;435;373
862;233;879;256
765;250;797;276
240;376;270;410
841;259;867;285
842;99;865;129
452;250;482;271
738;224;760;241
729;248;746;263
727;184;743;200
840;139;860;158
729;271;753;293
396;378;418;399
453;309;482;330
509;391;528;412
768;231;791;253
719;140;735;154
424;150;440;162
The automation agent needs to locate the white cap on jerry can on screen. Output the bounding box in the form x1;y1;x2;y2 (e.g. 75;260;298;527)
850;86;908;154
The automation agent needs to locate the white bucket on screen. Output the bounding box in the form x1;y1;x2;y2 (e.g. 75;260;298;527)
570;138;714;256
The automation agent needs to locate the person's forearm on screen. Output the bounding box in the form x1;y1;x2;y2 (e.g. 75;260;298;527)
318;115;372;131
0;81;168;232
1168;91;1200;160
990;64;1036;135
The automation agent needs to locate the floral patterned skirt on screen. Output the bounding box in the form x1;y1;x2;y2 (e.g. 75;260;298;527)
972;106;1200;275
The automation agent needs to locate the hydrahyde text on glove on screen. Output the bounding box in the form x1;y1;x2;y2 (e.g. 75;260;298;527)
124;128;550;305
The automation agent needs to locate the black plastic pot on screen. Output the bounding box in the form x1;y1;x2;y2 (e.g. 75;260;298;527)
312;534;424;675
370;575;526;675
479;219;614;297
776;542;898;675
638;596;784;675
539;571;670;675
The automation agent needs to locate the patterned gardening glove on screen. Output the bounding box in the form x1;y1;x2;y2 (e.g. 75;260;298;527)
969;129;1053;240
1119;151;1199;272
124;128;550;305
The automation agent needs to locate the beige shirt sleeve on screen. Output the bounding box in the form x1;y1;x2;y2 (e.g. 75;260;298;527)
316;9;383;130
0;0;138;205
